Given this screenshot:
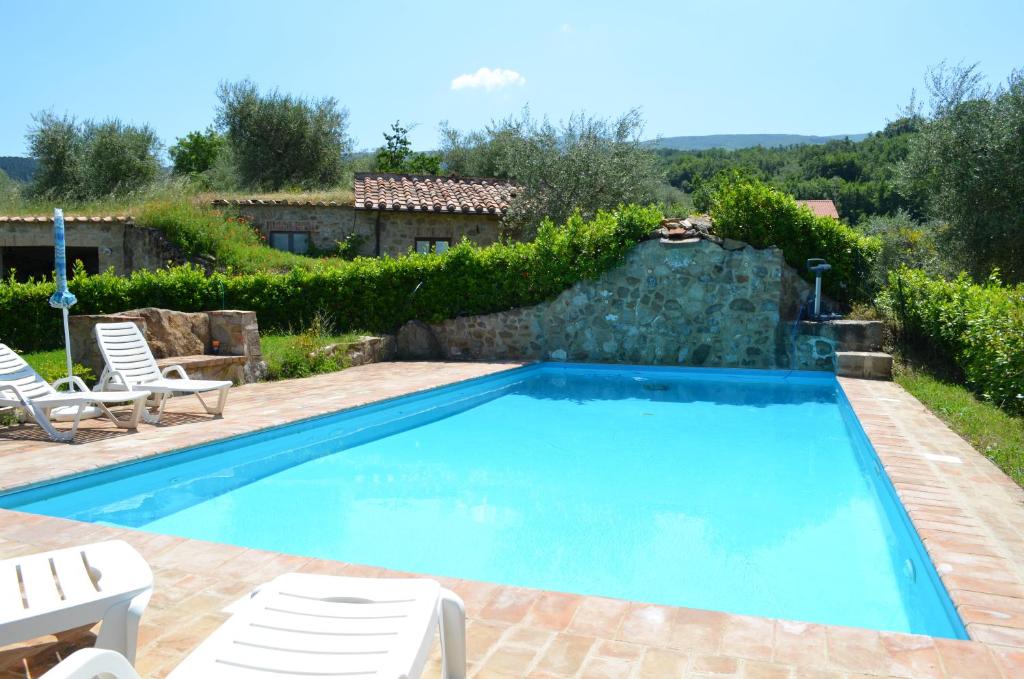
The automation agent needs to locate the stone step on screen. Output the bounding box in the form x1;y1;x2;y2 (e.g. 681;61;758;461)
836;351;893;380
799;320;883;352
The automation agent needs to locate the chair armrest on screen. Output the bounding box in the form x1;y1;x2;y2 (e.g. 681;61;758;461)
98;369;133;391
0;383;31;407
40;648;141;679
161;364;190;380
51;376;91;393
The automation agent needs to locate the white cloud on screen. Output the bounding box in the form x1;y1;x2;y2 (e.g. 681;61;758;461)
450;67;526;92
560;23;573;33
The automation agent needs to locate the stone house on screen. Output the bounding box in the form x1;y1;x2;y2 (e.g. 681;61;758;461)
214;173;519;257
0;215;186;281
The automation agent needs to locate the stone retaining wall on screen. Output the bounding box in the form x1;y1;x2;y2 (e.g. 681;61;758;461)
401;237;837;371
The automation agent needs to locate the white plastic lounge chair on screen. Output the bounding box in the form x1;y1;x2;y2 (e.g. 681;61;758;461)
41;572;467;679
93;322;232;424
0;540;152;664
0;343;151;442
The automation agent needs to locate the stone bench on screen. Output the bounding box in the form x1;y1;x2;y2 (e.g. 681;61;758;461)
70;308;267;385
154;354;248;384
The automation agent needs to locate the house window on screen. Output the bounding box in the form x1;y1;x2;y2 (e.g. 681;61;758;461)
414;238;451;254
269;231;310;254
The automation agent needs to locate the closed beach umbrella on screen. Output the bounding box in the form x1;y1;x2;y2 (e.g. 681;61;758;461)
49;208;78;391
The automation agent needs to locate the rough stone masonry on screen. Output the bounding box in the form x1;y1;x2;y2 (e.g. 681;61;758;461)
405;233;837;370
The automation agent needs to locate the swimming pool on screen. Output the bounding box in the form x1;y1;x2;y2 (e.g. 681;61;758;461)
0;363;965;638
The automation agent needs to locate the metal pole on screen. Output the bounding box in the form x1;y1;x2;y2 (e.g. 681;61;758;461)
62;307;74;392
814;274;822;318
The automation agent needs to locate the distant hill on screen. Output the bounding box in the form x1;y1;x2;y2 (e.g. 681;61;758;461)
0;157;37;182
648;133;870;151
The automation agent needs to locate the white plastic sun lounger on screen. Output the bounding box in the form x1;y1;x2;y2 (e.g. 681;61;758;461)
93;322;232;424
0;343;151;442
0;541;152;664
41;572;467;679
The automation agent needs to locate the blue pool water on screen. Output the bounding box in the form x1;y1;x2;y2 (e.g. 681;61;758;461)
1;364;964;637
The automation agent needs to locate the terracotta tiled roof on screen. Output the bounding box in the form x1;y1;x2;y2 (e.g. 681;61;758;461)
211;199;348;207
0;215;133;224
796;199;839;219
354;173;518;215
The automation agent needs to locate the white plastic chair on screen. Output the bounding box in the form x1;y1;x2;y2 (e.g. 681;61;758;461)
41;573;466;679
0;343;151;442
0;541;153;664
93;322;231;424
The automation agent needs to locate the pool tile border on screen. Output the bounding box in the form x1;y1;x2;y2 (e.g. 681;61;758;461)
0;363;1022;678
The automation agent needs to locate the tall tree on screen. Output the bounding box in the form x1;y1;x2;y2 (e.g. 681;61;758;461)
26;112;85;199
216;80;350;190
169;127;226;176
374;121;441;175
441;108;662;235
899;63;1024;280
26;112;160;199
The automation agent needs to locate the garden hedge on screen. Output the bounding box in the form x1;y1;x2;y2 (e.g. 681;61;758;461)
879;268;1024;415
0;205;663;352
709;177;880;303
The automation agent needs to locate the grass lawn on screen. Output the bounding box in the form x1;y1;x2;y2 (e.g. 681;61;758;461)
895;364;1024;486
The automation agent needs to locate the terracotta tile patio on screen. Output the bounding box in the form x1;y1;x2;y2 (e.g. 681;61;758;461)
0;362;1023;678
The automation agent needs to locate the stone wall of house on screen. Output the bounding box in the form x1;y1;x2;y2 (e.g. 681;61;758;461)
408;237;835;371
0;218;196;277
0;218;131;275
224;202;503;257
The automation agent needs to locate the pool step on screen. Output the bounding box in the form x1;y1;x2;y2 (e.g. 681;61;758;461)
836;351;893;380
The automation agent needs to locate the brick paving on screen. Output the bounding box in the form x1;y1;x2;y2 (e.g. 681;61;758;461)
0;363;1022;678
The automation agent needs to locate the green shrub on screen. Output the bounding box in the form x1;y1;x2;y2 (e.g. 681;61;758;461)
263;314;351;380
879;268;1024;414
709;176;880;303
0;205;663;352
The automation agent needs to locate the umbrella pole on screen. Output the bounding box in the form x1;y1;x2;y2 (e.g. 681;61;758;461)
62;307;74;393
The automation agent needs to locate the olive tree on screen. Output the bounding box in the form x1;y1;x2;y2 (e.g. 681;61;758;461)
441;109;662;236
899;63;1024;280
27;112;160;199
216;80;350;190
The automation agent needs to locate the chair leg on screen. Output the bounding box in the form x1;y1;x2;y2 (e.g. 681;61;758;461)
28;404;77;442
140;393;166;425
94;589;151;664
438;588;467;679
97;398;146;430
195;387;229;416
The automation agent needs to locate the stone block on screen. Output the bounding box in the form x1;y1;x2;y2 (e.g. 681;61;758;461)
208;310;268;382
396;320;443;360
836;351;893;380
122;308;210;358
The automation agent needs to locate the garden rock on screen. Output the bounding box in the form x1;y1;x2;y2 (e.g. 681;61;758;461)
397;321;443;360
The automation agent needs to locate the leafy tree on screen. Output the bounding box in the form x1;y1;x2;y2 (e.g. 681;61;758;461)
169;127;226;176
0;169;18;204
26;112;85;199
80;119;161;196
441;108;662;235
26;112;160;199
374;121;441;175
216;79;350;190
899;63;1024;281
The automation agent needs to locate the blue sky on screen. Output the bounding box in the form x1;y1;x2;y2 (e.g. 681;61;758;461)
3;0;1022;158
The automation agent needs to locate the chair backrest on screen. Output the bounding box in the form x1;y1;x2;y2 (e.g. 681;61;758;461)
0;343;55;403
94;322;163;386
